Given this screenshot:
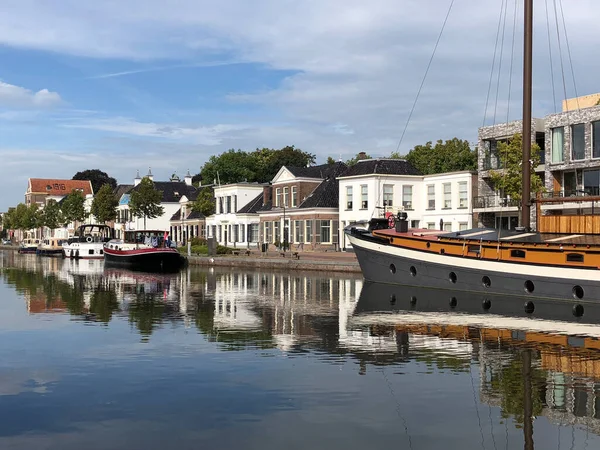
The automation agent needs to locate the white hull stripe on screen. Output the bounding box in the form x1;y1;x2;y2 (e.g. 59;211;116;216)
347;233;600;282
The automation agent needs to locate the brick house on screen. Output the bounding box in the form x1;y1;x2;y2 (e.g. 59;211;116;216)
26;178;93;207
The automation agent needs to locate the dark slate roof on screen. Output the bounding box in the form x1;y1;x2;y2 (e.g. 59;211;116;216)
286;161;348;179
238;192;264;214
114;184;133;200
298;176;339;209
130;181;199;203
340;159;421;177
170;207;205;221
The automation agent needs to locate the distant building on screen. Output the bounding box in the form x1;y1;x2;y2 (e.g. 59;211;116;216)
25;178;93;207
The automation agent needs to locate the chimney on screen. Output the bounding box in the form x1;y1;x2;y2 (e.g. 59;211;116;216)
184;169;193;186
134;170;141;186
357;152;367;160
262;184;272;206
147;167;154;182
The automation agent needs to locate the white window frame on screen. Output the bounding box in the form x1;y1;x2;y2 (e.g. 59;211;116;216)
427;184;435;210
402;185;412;210
458;182;468;209
443;183;452;209
360;185;368;209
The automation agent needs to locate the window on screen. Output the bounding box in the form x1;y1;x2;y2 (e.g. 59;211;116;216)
593;122;600;159
427;222;435;230
275;188;281;207
459;222;468;231
283;187;289;207
551;127;564;163
249;224;259;242
443;223;452;232
567;253;584;263
305;220;313;243
361;185;368;209
226;196;231;213
294;220;304;243
410;220;419;228
264;222;272;243
320;220;331;243
346;186;353;210
572;123;585;160
511;249;526;258
443;183;451;208
458;182;468;208
274;221;280;242
584;169;600;196
402;186;412;209
564;172;577;196
292;186;298;207
427;185;435;209
383;185;393;207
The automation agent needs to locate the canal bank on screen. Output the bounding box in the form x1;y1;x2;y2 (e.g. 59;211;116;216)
186;250;361;273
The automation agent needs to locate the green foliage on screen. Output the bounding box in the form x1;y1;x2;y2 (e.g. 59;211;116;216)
128;177;165;229
91;184;119;224
72;169;117;193
402;138;476;174
489;133;545;204
192;187;215;217
13;204;28;230
89;288;120;324
2;207;16;231
22;203;42;230
198;145;316;185
346;152;372;167
42;199;63;230
61;190;87;225
326;156;336;165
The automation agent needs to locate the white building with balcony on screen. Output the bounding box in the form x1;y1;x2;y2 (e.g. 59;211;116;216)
338;159;476;249
205;182;266;248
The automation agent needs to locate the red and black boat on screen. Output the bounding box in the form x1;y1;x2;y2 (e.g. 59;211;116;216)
103;230;186;272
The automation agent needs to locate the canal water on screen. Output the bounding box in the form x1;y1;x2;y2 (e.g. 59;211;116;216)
1;251;600;449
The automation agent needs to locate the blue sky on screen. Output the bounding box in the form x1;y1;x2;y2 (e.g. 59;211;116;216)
2;0;600;210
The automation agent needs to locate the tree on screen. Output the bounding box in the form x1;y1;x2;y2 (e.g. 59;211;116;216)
488;133;545;212
91;184;119;224
61;190;87;226
192;187;215;217
345;152;372;167
400;138;476;174
253;145;316;181
12;203;28;231
42;199;63;232
326;156;336;165
200;149;258;186
72;169;117;194
22;203;42;231
128;177;164;229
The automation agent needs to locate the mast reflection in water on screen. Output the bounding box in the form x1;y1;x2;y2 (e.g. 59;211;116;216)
1;251;600;449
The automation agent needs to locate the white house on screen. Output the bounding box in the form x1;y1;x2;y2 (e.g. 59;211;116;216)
116;169;199;236
205;182;266;248
337;159;476;249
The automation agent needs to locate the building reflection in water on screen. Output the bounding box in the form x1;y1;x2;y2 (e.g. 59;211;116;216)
6;253;600;444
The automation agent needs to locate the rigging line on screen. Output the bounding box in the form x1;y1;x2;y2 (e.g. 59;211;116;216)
491;0;509;128
552;0;570;114
544;0;558;113
506;0;518;124
380;366;414;450
394;0;455;154
557;0;580;110
482;0;508;128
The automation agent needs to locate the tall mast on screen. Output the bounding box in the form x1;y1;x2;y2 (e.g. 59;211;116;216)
521;0;533;229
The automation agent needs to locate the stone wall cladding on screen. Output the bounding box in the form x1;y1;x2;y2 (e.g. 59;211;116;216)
544;106;600;193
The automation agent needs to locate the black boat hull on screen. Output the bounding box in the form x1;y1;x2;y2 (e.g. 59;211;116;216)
103;248;186;272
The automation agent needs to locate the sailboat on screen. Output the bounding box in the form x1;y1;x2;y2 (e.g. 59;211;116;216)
345;1;600;307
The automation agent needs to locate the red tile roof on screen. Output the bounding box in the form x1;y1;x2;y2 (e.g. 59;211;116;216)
28;179;94;196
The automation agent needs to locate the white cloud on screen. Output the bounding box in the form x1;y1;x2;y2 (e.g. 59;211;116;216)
0;81;62;108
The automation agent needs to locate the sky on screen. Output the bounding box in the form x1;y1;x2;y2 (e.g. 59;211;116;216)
1;0;600;210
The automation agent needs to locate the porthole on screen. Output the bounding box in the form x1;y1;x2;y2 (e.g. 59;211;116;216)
440;248;445;255
410;296;417;305
426;242;431;248
409;266;417;277
482;299;491;310
449;272;457;284
389;264;396;274
482;276;491;288
573;285;584;300
449;297;457;308
524;280;535;293
524;301;535;314
390;294;396;304
573;304;584;317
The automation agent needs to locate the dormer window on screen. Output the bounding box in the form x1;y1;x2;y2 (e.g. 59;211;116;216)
46;185;52;190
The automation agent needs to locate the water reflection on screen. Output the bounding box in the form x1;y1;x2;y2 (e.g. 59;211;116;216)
2;252;600;448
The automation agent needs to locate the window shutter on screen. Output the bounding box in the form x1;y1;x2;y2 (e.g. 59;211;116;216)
332;220;339;247
234;195;237;212
315;219;321;244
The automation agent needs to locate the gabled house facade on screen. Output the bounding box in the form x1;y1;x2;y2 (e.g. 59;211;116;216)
205;182;266;248
257;162;347;251
337;159;476;250
26;178;94;207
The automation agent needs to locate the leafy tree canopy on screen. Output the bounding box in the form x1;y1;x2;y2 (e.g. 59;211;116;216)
198;145;316;185
42;199;63;230
345;152;372;167
61;190;87;226
192;187;216;217
128;177;164;229
489;133;545;205
91;184;119;224
73;169;117;194
399;138;476;175
22;203;42;231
